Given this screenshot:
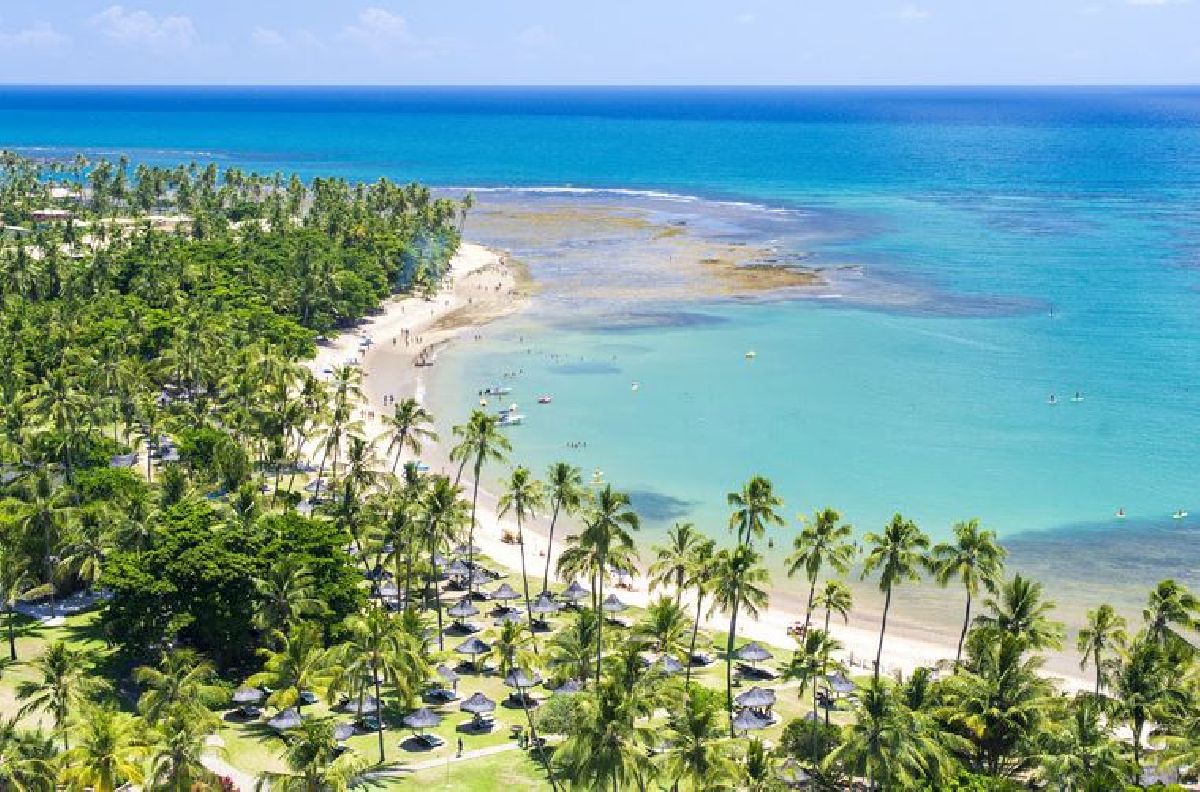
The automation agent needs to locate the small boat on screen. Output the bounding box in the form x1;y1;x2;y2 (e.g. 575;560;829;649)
745;350;757;359
1173;510;1189;520
631;382;640;392
498;413;525;427
483;385;512;396
1071;392;1084;403
1115;508;1126;519
538;395;553;404
1047;394;1057;406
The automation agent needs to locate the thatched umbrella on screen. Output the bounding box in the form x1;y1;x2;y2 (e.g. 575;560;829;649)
333;723;356;742
460;692;496;715
551;678;585;695
448;597;480;620
504;669;543;690
601;593;627;613
454;636;491;670
734;686;777;710
267;708;302;731
732;709;771;733
491;583;520;601
231;687;264;704
403;707;442;731
530;594;562;615
561;581;590;605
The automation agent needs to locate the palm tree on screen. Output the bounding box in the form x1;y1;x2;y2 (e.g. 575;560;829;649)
549;608;601;684
254;557;328;636
134;649;223;726
0;717;57;791
861;514;930;683
542;461;585;594
660;685;737;791
930;518;1006;669
380;397;437;475
786;507;856;632
0;542;29;660
330;607;428;762
573;485;639;687
974;573;1064;652
1143;579;1199;652
707;544;769;735
649;522;702;607
683;538;717;686
815;578;854;636
726;475;784;549
16;640;86;749
553;675;656;791
1035;695;1131;790
449;409;511;598
1077;603;1127;698
786;627;844;731
147;710;221;792
825;678;948;791
255;717;372;792
635;595;692;661
420;475;465;650
497;466;546;629
249;622;332;713
59;704;147;792
1111;633;1185;782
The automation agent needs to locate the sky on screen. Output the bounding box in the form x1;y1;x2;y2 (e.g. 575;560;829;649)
0;0;1197;85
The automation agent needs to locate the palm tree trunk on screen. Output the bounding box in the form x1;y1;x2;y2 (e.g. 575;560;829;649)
874;586;892;684
726;595;740;738
954;590;971;671
1094;661;1102;699
804;576;818;632
823;607;832;635
516;681;559;792
595;550;605;688
542;498;562;595
427;524;445;651
467;462;481;600
372;656;386;762
685;592;703;686
517;516;535;649
6;608;15;661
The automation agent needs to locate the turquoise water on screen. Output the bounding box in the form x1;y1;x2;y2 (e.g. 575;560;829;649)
3;86;1199;604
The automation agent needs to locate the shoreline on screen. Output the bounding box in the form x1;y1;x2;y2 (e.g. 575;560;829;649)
335;241;1088;691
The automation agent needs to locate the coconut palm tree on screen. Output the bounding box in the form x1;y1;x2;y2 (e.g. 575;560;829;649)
930;518;1006;669
0;542;29;661
707;544;769;735
134;649;223;726
449;409;511;598
59;704;147;792
0;717;57;792
329;607;428;762
542;461;585;594
974;573;1064;652
1143;579;1199;653
786;627;844;731
255;717;372;792
16;640;87;749
553;675;657;791
660;685;737;791
572;485;639;687
1035;696;1132;791
649;522;703;607
683;537;717;686
861;514;930;683
825;678;949;791
726;475;784;549
786;507;856;632
549;606;599;682
147;709;221;792
815;578;854;636
1111;633;1186;783
420;475;465;651
497;466;546;629
380;397;437;475
635;595;692;661
254;557;328;636
1077;603;1127;698
249;622;332;713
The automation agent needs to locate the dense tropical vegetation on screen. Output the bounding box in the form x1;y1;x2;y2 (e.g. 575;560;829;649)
2;152;1200;790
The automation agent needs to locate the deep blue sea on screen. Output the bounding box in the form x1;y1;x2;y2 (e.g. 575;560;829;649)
5;86;1199;621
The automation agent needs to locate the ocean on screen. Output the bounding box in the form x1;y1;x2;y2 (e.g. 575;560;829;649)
4;86;1199;626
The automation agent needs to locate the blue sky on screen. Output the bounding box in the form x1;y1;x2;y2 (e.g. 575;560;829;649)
0;1;1196;85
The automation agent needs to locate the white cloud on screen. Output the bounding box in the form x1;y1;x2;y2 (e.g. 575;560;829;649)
894;4;933;20
89;6;195;52
0;20;70;51
251;27;286;48
514;25;553;48
342;7;412;54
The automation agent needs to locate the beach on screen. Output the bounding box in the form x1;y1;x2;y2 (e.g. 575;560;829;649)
324;238;1087;691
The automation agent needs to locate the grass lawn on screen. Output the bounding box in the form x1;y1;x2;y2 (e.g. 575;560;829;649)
379;747;553;790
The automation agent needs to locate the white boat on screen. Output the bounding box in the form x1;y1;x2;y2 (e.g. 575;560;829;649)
483;385;512;396
1173;510;1189;520
538;395;552;404
1071;392;1084;403
499;413;525;427
745;350;756;359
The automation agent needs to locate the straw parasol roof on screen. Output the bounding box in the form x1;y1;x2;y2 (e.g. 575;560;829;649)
448;598;480;619
601;593;628;613
827;671;856;695
444;559;471;577
732;709;772;732
436;664;460;685
735;642;773;663
231;686;264;704
552;678;585;695
455;636;491;657
460;692;497;714
655;655;684;676
267;708;302;731
491;583;520;601
561;581;590;602
504;669;543;689
403;707;442;729
333;723;356;742
734;686;777;709
453;543;482;557
530;594;562;614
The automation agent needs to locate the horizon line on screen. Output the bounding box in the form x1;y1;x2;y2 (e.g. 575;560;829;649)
0;82;1198;90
